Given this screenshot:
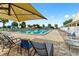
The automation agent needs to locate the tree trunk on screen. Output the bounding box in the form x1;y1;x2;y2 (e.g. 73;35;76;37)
3;22;5;31
3;22;5;28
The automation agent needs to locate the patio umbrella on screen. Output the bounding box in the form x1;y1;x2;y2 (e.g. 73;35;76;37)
71;12;79;24
64;12;79;26
0;3;46;22
71;12;79;33
65;12;79;34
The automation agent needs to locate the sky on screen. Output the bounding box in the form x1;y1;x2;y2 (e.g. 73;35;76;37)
1;3;79;27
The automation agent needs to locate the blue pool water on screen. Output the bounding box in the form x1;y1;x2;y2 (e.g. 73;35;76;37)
13;29;49;35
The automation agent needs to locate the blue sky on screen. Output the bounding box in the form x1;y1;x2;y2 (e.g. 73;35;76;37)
1;3;79;27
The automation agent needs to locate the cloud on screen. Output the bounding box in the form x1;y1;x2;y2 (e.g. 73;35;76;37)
64;14;75;19
64;14;70;18
72;14;75;17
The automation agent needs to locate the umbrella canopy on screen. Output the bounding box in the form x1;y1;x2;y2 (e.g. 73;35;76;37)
64;12;79;26
0;3;46;22
69;12;79;25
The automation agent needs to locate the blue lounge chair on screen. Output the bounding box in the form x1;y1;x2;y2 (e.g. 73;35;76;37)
20;39;32;55
30;41;54;56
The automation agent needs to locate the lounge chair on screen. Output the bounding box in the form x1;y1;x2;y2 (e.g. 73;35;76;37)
20;39;33;55
3;35;33;56
65;39;79;49
67;32;76;39
0;33;10;52
64;38;79;56
0;33;33;56
0;33;21;55
30;41;54;56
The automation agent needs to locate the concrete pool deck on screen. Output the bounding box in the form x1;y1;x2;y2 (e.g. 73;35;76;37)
2;29;64;43
0;29;79;56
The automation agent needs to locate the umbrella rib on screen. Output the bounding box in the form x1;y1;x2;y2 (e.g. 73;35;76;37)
11;5;20;22
11;14;35;15
0;12;36;15
11;4;47;19
8;3;11;15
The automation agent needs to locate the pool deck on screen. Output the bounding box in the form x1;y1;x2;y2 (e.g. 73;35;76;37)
0;29;79;56
2;29;64;43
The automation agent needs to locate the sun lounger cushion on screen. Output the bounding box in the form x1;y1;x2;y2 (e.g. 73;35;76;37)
32;42;53;56
32;42;47;55
20;40;32;49
46;43;53;56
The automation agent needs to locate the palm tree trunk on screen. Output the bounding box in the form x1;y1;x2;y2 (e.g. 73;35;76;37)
3;22;5;31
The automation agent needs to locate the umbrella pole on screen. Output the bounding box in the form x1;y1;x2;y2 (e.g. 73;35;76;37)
75;23;77;34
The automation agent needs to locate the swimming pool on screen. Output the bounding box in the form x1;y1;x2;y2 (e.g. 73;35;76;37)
13;29;49;35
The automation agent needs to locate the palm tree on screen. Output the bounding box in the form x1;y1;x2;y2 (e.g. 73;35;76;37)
20;22;26;28
27;25;32;28
63;18;73;26
54;24;58;29
48;24;52;28
42;24;45;28
0;18;9;28
36;24;41;28
11;22;18;28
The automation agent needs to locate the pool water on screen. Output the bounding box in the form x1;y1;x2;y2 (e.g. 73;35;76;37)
13;29;49;35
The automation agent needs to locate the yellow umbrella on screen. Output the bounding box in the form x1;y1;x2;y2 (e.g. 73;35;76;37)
0;3;46;22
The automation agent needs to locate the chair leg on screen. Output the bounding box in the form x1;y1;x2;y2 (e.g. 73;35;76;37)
2;46;5;52
2;42;5;52
17;46;20;53
30;49;35;56
20;47;22;55
33;50;36;56
24;49;27;55
27;49;29;56
7;45;12;56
